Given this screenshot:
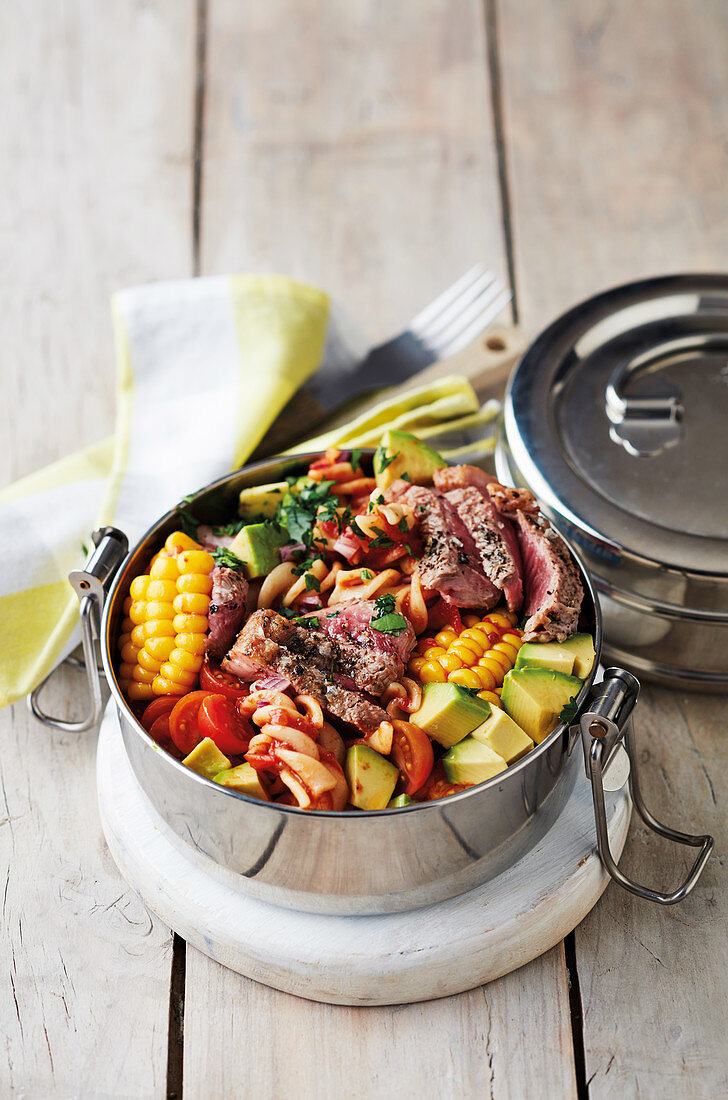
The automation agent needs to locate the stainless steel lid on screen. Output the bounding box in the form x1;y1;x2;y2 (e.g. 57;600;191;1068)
497;275;728;687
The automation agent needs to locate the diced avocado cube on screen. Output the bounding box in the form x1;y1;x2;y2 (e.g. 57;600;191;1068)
229;522;288;579
345;744;399;810
183;738;231;780
501;669;582;744
443;737;507;785
214;762;270;801
238;481;288;521
560;633;596;679
515;641;576;676
408;683;491;748
470;706;534;764
387;793;415;808
373;429;446;490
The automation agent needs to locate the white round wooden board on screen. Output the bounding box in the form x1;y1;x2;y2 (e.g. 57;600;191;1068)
97;703;631;1006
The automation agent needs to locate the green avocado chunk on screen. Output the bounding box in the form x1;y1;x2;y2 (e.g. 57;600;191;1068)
214;762;270;801
560;633;596;679
408;682;491;748
373;429;446;490
229;522;288;579
470;705;534;764
238;481;288;521
515;641;576;676
443;737;507;785
345;744;399;810
183;738;231;780
387;793;415;808
501;669;582;744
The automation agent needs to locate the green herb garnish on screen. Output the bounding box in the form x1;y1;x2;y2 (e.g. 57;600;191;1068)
559;698;579;726
350;448;362;471
296;615;320;629
373;592;396;616
304;573;321;592
360;569;374;581
369;612;409;636
212;547;246;571
210;519;248;537
374;448;397;472
397;516;409;533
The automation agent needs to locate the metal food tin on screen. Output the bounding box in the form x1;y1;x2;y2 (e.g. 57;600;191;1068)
497;274;728;691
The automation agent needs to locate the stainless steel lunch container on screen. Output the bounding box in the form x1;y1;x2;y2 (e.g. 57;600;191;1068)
497;274;728;691
30;450;713;915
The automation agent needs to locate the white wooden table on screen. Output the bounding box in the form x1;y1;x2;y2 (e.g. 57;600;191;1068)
2;3;725;1096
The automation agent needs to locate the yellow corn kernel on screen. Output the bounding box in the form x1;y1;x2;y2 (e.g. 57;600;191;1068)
119;662;136;680
150;556;180;580
500;631;523;649
177;549;215;576
434;628;457;649
123;596;133;615
438;651;465;673
486;648;512;673
479;656;507;684
120;642;140;665
451;638;484;662
159;663;197;688
165;531;203;554
448;668;482;690
118;679;131;693
420;662;447;684
478;690;501;706
173;591;211;616
144;600;176;622
128;681;156;701
493;642;518;665
422;645;447;660
120;617;135;635
177;572;214;595
175;632;208;656
118;633;132;651
146;579;178;602
129;600;148;625
169;649;204;674
132;665;156;684
173;613;208;635
415;636;436;655
130;576;151;600
474;664;497;691
138;649;163;673
143;620;176;639
144;636;177;661
486;611;511;629
462;614;481;628
407;656;427;676
152;675;187;696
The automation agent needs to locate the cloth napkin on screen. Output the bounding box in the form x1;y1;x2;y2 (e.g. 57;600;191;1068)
0;274;498;710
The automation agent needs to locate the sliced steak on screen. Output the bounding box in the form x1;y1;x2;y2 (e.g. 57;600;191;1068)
394;484;500;609
433;464;497;495
207;566;249;659
485;484;583;642
223;610;388;735
313;600;416;694
440;485;523;612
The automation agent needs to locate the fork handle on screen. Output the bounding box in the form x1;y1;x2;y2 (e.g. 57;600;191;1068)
400;323;528;402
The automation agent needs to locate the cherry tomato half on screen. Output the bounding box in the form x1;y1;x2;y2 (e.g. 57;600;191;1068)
390;722;434;795
198;694;254;755
199;658;250;701
149;713;175;752
417;762;472;803
169;690;212;755
141;696;178;731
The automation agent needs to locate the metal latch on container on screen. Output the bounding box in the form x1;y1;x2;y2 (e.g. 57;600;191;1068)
605;356;683;457
28;527;128;732
582;668;713;904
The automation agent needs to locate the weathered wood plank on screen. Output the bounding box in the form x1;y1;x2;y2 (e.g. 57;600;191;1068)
183;946;577;1100
0;1;197;1094
499;1;728;1093
200;0;507;344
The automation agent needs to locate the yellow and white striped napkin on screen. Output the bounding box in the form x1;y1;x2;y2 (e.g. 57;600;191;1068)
0;274;497;710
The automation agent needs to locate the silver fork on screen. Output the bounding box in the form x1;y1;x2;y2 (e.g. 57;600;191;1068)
305;265;512;413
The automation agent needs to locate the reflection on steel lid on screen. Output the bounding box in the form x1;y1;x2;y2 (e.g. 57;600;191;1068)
503;275;728;577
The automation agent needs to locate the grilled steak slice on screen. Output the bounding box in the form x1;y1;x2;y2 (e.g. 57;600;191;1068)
223;610;388;734
487;484;583;642
433;464;497;495
393;484;500;609
438;483;523;612
207;566;249;659
314;601;416;694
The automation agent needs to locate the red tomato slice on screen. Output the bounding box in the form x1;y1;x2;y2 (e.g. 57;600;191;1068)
148;713;175;752
198;694;254;755
390;722;435;795
169;690;211;755
141;696;178;731
417;762;471;802
199;659;250;700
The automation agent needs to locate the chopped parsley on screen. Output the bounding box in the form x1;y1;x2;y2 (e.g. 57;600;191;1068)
360;568;374;580
559;698;579;726
177;507;201;540
275;478;337;545
350;448;362;471
401;471;411;482
369;612;409;636
349;518;366;540
278;607;299;619
367;527;395;549
304;573;321;592
374;447;397;472
212;547;246;571
397;516;409;533
210;519;248;537
327;610;340;618
374;592;396;616
81;542;89;557
296;615;320;629
368;491;385;512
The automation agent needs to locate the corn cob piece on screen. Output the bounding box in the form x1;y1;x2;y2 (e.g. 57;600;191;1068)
408;609;522;706
119;532;215;701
